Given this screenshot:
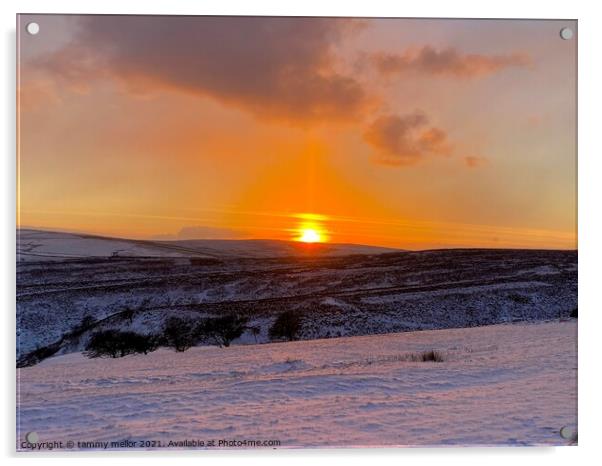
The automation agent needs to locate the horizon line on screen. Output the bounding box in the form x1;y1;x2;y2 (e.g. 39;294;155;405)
16;226;578;253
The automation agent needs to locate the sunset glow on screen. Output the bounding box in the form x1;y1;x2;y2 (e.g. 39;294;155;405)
299;228;322;243
16;16;576;250
14;16;578;450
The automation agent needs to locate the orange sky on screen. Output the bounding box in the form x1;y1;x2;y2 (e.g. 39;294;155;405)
17;15;577;250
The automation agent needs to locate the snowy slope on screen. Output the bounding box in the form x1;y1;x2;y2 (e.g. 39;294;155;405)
16;247;577;360
17;229;201;261
17;320;577;449
17;229;398;262
166;238;399;259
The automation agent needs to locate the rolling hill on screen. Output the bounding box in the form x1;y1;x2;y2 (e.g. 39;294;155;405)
17;229;399;262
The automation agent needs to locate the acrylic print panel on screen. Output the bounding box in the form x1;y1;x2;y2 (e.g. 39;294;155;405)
16;14;577;450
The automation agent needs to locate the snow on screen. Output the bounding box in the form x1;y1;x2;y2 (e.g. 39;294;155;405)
17;229;398;262
17;229;193;261
17;320;577;449
16;246;577;360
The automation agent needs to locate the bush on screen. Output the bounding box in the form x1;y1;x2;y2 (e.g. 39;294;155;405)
84;330;122;358
131;333;160;354
79;314;97;329
269;311;301;341
190;257;222;266
508;293;531;304
413;350;445;362
70;314;97;335
84;330;159;358
122;306;135;324
248;325;261;343
200;314;248;348
570;308;578;318
18;342;62;367
162;316;198;352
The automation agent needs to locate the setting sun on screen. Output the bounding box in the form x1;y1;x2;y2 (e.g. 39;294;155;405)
15;15;578;450
299;228;321;243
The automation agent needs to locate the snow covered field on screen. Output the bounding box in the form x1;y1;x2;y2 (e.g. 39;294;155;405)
17;229;396;262
17;236;577;362
17;320;577;449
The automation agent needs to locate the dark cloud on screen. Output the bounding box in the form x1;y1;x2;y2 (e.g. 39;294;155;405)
30;17;503;168
33;16;371;123
363;113;452;166
372;46;530;78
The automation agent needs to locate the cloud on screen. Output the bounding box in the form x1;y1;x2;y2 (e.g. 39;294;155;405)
526;114;543;128
18;77;62;111
372;46;531;78
463;155;487;168
363;112;452;166
27;18;504;168
31;16;372;124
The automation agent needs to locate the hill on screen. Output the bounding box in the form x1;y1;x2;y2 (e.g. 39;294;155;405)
17;244;577;364
17;229;399;262
17;321;577;448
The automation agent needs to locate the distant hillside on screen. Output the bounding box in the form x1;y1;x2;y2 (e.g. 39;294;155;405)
17;247;576;364
16;229;399;262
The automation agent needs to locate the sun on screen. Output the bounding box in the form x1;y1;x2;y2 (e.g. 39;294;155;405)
294;213;329;243
299;228;321;243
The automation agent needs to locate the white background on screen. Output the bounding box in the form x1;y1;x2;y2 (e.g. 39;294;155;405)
1;0;600;464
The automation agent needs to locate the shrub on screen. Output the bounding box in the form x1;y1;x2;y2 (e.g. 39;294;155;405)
162;316;198;352
79;314;97;329
570;308;578;318
414;350;445;362
190;257;222;266
131;333;160;355
84;330;122;358
69;314;97;335
200;314;248;348
248;325;261;343
122;306;135;324
84;330;159;358
18;342;62;367
508;293;531;304
269;311;301;341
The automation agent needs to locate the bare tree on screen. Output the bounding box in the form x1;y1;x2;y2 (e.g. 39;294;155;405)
249;325;261;343
199;314;249;348
162;316;197;352
122;306;135;324
84;330;159;358
269;311;301;341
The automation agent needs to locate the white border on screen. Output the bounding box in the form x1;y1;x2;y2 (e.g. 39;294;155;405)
3;1;601;465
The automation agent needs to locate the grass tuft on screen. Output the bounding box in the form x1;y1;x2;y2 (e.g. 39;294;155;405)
414;349;445;362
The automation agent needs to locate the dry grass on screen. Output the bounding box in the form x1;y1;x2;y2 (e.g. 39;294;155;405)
361;350;447;366
410;350;445;362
